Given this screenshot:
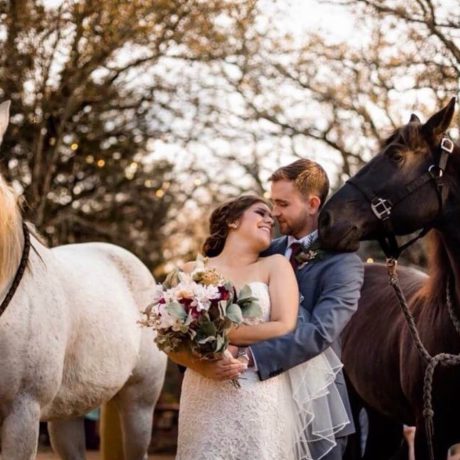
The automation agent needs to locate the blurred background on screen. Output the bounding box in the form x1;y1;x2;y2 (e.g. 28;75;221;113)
1;0;459;454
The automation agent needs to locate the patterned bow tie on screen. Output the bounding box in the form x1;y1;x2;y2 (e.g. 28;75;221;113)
289;242;303;270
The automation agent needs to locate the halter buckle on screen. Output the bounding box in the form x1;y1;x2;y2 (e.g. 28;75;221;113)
428;164;443;178
440;136;454;154
371;197;392;220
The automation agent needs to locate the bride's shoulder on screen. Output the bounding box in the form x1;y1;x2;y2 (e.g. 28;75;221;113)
260;254;290;269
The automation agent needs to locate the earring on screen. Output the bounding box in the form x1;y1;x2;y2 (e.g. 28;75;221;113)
229;222;239;229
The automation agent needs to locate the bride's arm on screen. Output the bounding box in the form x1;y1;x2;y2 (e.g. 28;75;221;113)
166;260;246;380
228;255;299;345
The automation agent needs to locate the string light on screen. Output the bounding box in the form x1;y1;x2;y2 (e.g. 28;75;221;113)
71;143;79;151
155;189;165;198
366;258;374;263
97;159;105;168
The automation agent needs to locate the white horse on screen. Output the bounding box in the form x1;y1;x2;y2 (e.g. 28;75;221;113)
0;101;167;460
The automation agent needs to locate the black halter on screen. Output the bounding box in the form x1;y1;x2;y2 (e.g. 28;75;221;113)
347;134;454;259
0;223;30;317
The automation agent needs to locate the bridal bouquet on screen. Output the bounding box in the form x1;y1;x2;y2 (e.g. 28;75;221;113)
141;258;262;361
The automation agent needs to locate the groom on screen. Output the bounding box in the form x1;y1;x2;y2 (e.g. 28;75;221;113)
249;159;364;459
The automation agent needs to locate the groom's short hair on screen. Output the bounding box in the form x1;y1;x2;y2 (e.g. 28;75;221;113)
270;159;329;206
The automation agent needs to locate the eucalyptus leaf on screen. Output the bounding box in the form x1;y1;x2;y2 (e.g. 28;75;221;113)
241;301;262;319
238;284;254;301
197;320;217;337
227;303;244;323
218;300;228;318
165;301;187;321
223;282;236;302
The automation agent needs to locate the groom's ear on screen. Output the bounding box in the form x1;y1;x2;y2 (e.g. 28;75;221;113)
308;195;321;213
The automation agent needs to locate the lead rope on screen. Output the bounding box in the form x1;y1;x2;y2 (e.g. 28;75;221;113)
386;260;460;460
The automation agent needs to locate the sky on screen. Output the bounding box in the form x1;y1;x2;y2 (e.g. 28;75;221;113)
44;0;357;41
38;0;459;191
285;0;356;42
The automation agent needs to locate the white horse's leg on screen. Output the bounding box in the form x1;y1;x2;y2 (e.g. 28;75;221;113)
1;399;40;460
114;356;166;460
113;389;153;460
48;417;85;460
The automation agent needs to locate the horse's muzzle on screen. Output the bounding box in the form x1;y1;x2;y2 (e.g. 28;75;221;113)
318;209;361;252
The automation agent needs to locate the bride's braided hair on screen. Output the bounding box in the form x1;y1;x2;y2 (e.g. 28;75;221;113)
203;194;269;257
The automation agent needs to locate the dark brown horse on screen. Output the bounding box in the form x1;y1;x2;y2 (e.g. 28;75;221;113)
318;98;460;460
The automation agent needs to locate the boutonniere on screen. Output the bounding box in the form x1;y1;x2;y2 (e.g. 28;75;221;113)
294;240;326;270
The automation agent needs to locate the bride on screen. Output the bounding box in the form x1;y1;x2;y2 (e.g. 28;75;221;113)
168;194;349;460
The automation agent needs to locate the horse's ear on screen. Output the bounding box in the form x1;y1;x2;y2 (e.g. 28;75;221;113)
0;100;11;145
422;97;456;142
409;113;421;124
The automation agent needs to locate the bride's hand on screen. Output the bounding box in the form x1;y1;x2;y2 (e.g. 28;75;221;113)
196;354;246;381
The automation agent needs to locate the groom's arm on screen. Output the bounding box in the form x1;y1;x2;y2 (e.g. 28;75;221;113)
251;253;364;380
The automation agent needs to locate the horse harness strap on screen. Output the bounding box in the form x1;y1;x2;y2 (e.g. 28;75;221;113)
0;222;30;317
386;262;460;460
347;134;454;259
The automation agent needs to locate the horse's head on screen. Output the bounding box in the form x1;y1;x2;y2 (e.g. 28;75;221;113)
0;100;10;146
319;98;458;252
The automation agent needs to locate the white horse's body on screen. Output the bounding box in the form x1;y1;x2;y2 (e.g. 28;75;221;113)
0;101;167;459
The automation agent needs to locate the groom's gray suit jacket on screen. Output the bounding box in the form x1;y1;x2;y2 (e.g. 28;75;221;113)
252;236;364;437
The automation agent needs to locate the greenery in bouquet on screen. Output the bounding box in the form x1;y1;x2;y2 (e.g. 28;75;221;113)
141;258;262;360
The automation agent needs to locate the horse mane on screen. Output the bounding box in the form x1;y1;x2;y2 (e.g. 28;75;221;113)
416;231;452;306
380;123;426;150
406;136;460;308
0;176;24;291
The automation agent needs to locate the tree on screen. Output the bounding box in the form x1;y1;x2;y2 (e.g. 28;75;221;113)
0;0;258;268
197;0;460;265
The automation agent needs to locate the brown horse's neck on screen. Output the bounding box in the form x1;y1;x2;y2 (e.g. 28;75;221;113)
422;150;460;309
421;224;460;314
439;225;460;306
439;152;460;305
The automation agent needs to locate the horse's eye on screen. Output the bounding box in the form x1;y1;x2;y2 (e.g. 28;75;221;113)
388;150;404;164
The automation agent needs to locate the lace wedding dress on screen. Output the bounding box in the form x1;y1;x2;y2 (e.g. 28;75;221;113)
176;282;349;460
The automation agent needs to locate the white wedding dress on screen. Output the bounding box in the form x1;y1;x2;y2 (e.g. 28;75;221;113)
176;282;350;460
